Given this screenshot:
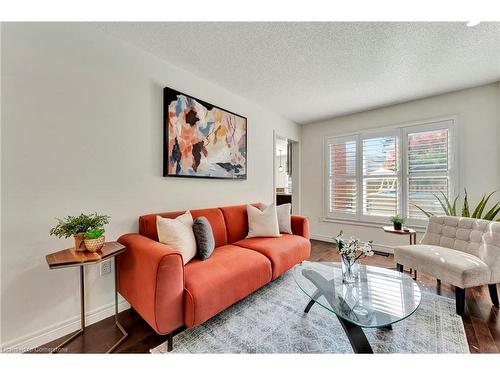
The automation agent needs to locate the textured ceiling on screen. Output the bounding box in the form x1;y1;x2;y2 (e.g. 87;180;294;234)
94;22;500;124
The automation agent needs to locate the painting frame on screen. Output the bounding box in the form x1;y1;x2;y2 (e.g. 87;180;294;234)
163;86;248;180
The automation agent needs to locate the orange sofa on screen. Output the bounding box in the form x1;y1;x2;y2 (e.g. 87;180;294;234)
117;204;310;342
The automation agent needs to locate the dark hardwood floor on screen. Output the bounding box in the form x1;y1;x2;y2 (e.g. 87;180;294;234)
36;239;500;353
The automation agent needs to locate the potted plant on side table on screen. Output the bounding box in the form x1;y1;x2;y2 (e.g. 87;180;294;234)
84;228;106;252
389;215;405;231
49;213;110;251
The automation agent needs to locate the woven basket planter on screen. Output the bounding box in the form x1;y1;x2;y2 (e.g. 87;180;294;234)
84;236;105;252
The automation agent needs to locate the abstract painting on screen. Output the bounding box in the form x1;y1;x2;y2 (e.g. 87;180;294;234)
163;87;247;179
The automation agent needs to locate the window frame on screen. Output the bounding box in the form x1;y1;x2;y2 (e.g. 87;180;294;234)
402;119;457;227
359;129;401;223
324;134;359;221
323;117;458;227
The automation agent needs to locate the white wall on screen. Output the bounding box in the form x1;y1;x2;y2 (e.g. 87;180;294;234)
301;83;500;251
0;23;300;349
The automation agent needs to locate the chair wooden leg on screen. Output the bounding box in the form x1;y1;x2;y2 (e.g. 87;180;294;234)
455;287;465;316
488;284;499;307
396;263;403;272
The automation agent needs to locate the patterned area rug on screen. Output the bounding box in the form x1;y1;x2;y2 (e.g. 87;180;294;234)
151;267;469;354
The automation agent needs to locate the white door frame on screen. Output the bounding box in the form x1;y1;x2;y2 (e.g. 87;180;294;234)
273;130;301;214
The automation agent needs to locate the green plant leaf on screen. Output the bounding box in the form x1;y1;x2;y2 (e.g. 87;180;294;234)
472;194;486;218
84;227;105;239
478;191;497;219
451;194;459;216
411;203;433;217
483;202;500;221
439;191;456;216
462;189;470;217
433;193;450;216
49;213;110;238
389;215;405;224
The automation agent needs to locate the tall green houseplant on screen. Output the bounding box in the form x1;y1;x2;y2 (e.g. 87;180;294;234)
413;189;500;221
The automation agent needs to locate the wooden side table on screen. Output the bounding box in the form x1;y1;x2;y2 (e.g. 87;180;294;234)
382;226;417;279
45;241;127;353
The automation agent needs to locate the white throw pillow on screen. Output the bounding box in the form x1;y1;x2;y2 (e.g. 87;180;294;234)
156;211;196;264
246;204;281;238
261;203;292;234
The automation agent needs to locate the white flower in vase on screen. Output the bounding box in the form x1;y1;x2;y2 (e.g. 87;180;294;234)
333;230;374;283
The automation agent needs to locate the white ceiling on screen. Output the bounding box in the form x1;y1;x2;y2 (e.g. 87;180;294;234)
95;22;500;124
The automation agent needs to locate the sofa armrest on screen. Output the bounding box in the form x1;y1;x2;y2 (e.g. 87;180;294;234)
117;233;184;335
291;215;310;239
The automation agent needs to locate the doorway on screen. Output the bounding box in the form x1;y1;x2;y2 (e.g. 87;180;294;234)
273;132;300;214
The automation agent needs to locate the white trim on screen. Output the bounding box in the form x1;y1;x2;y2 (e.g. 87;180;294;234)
320;216;427;231
322;114;459;139
273;131;301;214
310;233;395;254
402;119;458;222
323;135;358;220
1;299;130;353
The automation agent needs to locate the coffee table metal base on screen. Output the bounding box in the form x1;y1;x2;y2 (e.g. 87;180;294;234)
336;316;373;354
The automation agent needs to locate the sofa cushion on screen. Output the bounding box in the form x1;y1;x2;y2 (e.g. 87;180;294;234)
235;234;311;279
246;203;281;238
219;204;259;243
193;216;215;260
261;203;293;234
156;212;196;264
139;207;227;248
394;244;490;288
183;244;272;327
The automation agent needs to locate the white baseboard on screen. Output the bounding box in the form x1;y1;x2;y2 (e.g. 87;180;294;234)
1;299;130;353
310;233;394;254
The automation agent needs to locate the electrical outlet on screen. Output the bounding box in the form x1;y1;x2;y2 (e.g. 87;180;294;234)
100;259;112;276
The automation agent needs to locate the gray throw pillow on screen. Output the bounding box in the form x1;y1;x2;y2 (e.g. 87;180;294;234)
193;216;215;260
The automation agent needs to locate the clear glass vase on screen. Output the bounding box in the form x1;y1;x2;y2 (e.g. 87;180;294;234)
341;256;359;284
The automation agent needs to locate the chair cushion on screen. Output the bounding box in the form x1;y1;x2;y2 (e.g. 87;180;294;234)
183;244;272;327
235;234;311;279
394;244;491;288
421;216;489;258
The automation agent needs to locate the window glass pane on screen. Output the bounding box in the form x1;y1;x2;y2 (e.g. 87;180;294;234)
329;177;357;213
363;136;397;175
327;138;357;215
408;176;448;218
329;140;356;177
363;177;398;216
408;129;448;172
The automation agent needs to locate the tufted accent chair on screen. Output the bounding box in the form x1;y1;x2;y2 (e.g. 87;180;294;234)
394;216;500;316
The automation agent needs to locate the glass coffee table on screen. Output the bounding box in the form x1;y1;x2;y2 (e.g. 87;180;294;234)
294;261;421;353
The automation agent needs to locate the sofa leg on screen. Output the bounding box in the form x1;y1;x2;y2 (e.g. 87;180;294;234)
455;287;465;316
396;263;403;272
167;333;173;352
488;284;499;307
